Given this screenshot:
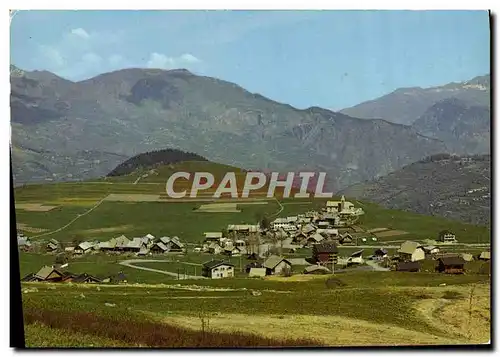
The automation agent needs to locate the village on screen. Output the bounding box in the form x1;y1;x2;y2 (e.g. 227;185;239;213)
18;196;491;283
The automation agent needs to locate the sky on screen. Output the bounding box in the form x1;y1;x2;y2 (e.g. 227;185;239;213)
10;10;490;110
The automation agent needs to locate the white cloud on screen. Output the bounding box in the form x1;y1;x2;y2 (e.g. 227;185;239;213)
179;53;201;63
108;54;124;66
38;45;65;68
146;52;202;69
71;28;90;39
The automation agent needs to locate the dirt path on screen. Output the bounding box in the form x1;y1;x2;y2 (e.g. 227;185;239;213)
365;260;390;271
31;197;107;239
118;259;205;280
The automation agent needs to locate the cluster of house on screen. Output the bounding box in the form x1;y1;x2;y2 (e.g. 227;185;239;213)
18;234;185;256
391;239;491;274
197;198;366;258
21;265;128;284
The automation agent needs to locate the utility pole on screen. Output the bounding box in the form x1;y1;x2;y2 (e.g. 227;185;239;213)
240;254;242;273
177;268;180;280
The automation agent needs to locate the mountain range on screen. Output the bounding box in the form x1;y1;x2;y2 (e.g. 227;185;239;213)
10;65;489;191
340;154;491;226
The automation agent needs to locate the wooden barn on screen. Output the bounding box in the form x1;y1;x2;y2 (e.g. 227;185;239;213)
436;256;466;274
312;242;338;264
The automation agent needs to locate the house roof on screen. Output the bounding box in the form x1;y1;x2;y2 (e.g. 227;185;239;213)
423;245;437;251
153;242;169;251
159;236;171;244
227;224;259;232
374;248;388;255
21;273;37;282
204;232;223;238
203;260;234;270
396;261;421;271
248;268;266;277
439;256;466;266
49;239;59;245
72;273;102;283
398;241;422;255
127;238;144;249
144;233;155;239
350;249;364;257
35;266;63;280
65;247;75;252
461;253;474;261
263;255;291;269
273;218;288;224
115;235;130;246
479;251;491;260
313;242;338;254
78;241;94;251
309;233;325;242
137;248;150;255
302;224;316;234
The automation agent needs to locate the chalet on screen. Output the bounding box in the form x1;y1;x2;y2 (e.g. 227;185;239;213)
397;241;425;262
317;221;330;229
227;224;260;235
438;230;457;243
224;243;246;257
374;248;388;259
248;268;267;278
262;255;292;275
203;232;223;243
479;251;491;261
301;223;316;235
304;265;331;275
436;256;466;274
316;228;339;237
71;273;102;284
150;242;169;254
98;238;117;251
396;261;421;272
303;233;325;247
202;260;235;279
115;235;131;251
143;233;155;240
18;237;32;251
234;239;246;248
348;250;364;265
64;247;75;253
75;241;95;255
34;266;64;282
46;239;59;253
293;231;308;243
287;216;298;224
168;237;185;252
339;233;353;245
312;242;338;264
271;217;288;230
207;242;223;255
247;252;259;261
245;261;263;273
124;238;146;252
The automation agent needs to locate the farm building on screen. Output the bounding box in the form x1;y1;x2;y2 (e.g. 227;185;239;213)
304;265;331;275
245;261;263;273
150;242;169;254
18;237;32;251
34;266;64;282
398;241;425;262
479;251;491;261
227;224;260;235
348;250;364;265
102;272;127;284
202;260;235;279
422;246;440;255
312;242;338;264
248;268;267;278
115;235;131;251
168;237;184;252
396;261;421;272
438;230;457;243
374;248;388;259
263;255;292;275
21;273;39;282
339;233;353;245
46;239;59;252
303;233;325;247
436;256;466;274
75;241;95;255
203;232;223;243
207;242;223;254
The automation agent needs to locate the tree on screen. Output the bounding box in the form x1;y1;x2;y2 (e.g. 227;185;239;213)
259;216;271;230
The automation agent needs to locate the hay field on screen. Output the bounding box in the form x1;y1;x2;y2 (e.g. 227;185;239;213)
374;230;409;237
16;203;58;212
